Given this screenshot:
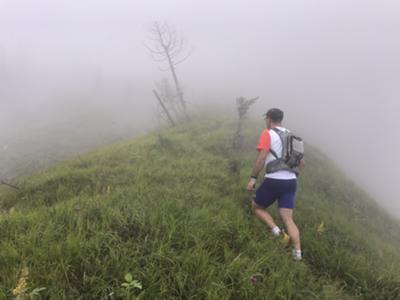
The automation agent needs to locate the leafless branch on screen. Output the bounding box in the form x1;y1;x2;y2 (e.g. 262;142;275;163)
0;179;21;191
143;42;164;55
173;48;193;66
153;89;176;126
158;66;170;72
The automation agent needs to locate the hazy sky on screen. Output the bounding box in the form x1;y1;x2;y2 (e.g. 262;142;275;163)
1;0;399;216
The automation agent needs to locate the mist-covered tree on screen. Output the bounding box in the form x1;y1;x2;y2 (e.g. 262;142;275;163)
232;96;258;151
145;22;192;121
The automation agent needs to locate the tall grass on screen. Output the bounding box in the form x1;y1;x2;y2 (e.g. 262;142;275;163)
0;119;399;299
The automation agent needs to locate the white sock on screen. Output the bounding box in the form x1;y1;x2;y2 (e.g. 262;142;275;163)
271;226;281;236
292;249;302;260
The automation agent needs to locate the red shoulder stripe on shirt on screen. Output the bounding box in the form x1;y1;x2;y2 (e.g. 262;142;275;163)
257;129;270;152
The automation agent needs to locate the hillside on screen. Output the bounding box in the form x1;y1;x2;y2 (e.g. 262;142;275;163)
1;119;399;299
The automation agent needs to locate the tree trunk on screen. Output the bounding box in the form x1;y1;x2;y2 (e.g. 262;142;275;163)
165;53;190;121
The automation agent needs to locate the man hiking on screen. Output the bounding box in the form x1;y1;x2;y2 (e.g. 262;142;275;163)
247;108;304;261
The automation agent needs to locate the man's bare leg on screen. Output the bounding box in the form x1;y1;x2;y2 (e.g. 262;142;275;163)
279;208;301;251
251;200;278;230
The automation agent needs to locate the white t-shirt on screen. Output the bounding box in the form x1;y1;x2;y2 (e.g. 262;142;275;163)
264;127;296;180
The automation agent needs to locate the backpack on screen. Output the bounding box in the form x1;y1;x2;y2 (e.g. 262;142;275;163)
266;128;304;174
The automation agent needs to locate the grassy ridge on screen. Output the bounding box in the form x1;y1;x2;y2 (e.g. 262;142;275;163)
0;119;399;299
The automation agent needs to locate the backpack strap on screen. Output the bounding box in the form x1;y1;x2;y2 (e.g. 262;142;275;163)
270;128;285;160
269;148;279;159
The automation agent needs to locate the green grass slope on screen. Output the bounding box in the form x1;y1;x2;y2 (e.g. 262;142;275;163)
1;119;399;299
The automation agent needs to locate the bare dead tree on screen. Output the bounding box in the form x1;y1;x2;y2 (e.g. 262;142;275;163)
145;22;191;121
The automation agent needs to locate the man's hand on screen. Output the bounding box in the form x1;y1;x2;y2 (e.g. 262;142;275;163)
247;149;267;192
247;178;257;191
299;159;305;171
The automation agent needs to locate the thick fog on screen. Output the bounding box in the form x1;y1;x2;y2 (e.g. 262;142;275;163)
1;0;399;217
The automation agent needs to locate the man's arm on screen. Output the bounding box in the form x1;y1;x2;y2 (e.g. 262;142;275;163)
247;149;268;191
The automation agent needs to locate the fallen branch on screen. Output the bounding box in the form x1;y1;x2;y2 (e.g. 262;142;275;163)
153;89;176;126
0;179;21;191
